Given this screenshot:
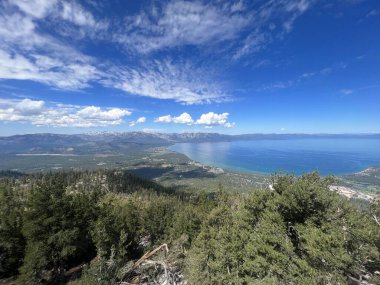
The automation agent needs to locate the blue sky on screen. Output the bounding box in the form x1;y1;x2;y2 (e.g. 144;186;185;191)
0;0;379;135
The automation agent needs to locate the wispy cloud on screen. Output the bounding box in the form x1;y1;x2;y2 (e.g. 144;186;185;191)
11;0;105;28
256;80;294;92
108;59;228;105
0;0;316;105
339;89;354;95
338;85;380;96
232;0;313;59
115;0;314;60
0;0;104;89
366;9;379;18
1;1;228;104
117;0;250;54
154;112;235;128
60;1;97;26
10;0;57;19
0;50;100;89
257;61;348;91
0;98;131;127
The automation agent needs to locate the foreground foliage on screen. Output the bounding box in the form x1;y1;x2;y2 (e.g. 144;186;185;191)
0;170;378;284
186;173;380;284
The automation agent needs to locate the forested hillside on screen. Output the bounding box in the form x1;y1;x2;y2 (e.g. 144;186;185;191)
0;170;379;284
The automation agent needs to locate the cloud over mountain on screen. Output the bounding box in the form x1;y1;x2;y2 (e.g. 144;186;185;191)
155;112;235;128
0;98;131;127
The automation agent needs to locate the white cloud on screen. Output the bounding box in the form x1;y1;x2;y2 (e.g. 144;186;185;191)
111;60;227;105
0;98;131;127
15;98;45;114
195;112;234;127
154;113;193;125
76;106;131;120
154;115;173;123
129;116;146;127
172;113;193;124
136;117;146;124
155;113;187;124
224;122;236;128
0;12;41;48
155;112;235;128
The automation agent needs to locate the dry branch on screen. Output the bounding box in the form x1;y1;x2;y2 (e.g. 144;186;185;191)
132;243;169;270
118;243;185;285
373;214;380;227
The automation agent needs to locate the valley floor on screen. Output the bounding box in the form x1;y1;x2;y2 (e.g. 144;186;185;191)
1;146;379;198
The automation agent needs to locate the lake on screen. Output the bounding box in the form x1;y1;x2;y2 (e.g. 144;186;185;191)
169;138;380;175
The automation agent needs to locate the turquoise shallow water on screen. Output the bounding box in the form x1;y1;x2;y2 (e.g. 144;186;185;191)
169;138;380;175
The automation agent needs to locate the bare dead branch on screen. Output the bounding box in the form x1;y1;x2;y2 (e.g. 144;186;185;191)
373;214;380;227
132;243;169;270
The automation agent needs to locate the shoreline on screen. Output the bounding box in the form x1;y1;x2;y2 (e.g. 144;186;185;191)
165;148;380;199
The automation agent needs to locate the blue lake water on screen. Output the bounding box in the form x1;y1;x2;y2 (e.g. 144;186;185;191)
169;139;380;175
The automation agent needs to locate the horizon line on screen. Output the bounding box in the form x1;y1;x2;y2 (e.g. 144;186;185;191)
1;131;380;138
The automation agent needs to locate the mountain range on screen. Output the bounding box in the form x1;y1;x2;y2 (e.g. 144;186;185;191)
0;132;380;155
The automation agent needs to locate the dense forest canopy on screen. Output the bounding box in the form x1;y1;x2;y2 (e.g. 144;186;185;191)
0;170;379;284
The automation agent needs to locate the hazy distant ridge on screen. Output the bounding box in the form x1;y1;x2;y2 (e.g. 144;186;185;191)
0;132;379;155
